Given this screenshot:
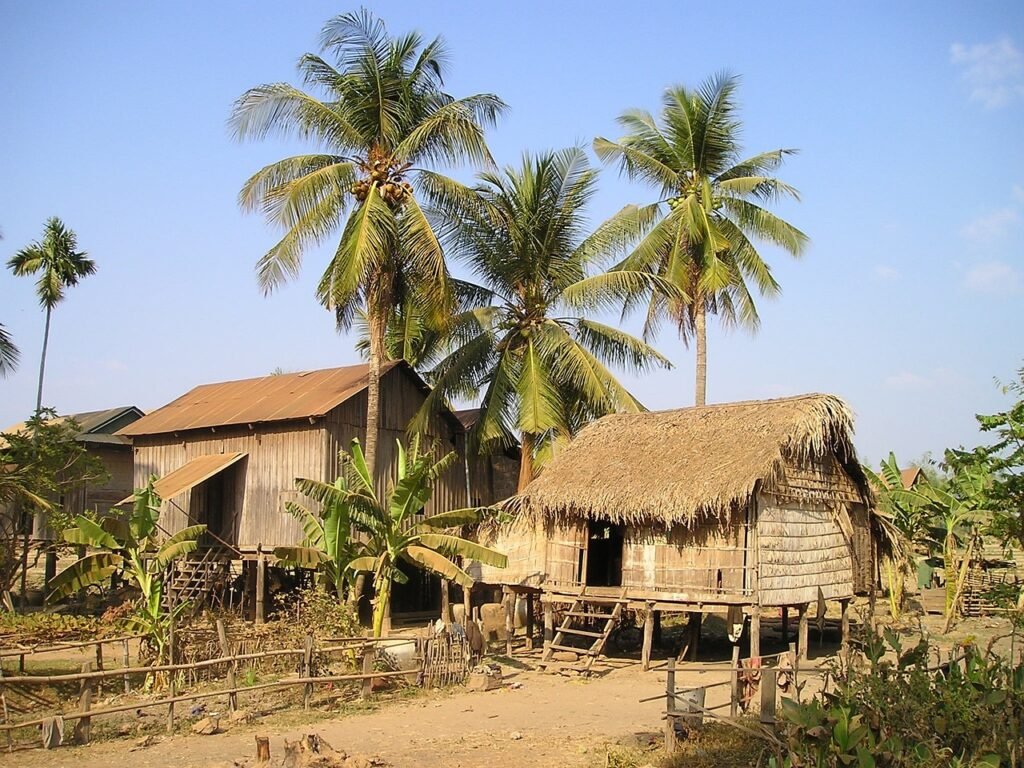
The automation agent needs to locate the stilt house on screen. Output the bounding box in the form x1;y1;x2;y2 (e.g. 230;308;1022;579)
476;394;877;661
117;362;511;619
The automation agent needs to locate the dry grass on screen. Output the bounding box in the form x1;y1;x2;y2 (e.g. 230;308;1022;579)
519;393;867;528
598;721;768;768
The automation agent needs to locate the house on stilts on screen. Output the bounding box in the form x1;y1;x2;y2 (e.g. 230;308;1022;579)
475;393;877;669
117;362;516;622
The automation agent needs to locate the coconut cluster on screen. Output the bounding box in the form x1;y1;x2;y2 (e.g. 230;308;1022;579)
666;196;684;210
351;148;414;208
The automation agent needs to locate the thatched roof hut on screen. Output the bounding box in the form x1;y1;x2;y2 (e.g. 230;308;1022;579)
479;394;876;613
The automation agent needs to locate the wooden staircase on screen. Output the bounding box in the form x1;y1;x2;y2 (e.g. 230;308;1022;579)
540;587;627;675
165;546;231;608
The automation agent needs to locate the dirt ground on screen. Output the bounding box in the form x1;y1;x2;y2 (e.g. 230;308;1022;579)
2;652;757;768
3;612;1017;768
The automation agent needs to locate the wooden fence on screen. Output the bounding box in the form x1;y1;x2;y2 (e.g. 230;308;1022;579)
0;622;447;750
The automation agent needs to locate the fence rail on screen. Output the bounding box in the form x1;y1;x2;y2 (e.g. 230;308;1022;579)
0;620;441;750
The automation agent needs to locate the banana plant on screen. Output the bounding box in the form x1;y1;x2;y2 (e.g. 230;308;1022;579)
315;437;507;637
274;476;365;603
47;479;205;663
862;454;930;619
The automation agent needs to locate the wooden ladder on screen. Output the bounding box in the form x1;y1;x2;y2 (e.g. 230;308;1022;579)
541;587;627;675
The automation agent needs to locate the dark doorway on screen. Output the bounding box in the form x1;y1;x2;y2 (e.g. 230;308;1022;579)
586;520;624;587
190;463;241;546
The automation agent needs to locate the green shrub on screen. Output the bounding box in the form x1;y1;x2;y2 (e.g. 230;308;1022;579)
769;628;1022;767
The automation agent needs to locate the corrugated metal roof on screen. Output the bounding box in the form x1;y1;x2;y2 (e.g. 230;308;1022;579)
119;362;402;436
1;406;143;447
117;452;246;505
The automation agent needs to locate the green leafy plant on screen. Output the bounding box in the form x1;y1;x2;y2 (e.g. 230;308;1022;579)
47;480;206;664
769;628;1021;767
315;436;506;636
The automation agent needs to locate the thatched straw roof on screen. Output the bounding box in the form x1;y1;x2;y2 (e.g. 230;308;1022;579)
519;393;869;527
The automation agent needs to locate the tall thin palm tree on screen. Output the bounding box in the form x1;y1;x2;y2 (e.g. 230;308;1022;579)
231;10;505;477
416;148;672;490
7;218;97;413
594;73;808;406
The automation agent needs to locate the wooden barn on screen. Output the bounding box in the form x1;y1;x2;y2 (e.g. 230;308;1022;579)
476;394;877;664
117;362;512;620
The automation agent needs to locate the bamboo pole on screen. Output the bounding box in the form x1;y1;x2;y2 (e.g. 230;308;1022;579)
0;669;415;733
216;619;237;712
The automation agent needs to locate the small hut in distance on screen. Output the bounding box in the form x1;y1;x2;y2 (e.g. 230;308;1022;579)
478;393;876;665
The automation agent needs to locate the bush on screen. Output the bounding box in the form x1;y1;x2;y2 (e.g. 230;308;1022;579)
769;628;1023;767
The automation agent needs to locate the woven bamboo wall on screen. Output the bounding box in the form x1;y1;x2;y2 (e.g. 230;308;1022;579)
620;510;749;595
474;518;548;586
757;494;854;606
849;503;874;593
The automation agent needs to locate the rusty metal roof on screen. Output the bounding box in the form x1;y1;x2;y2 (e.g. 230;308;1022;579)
119;363;402;436
117;452;246;505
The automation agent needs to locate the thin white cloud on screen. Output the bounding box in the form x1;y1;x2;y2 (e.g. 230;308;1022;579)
964;260;1022;294
872;265;899;282
950;37;1024;108
1014;184;1024;204
961;206;1020;242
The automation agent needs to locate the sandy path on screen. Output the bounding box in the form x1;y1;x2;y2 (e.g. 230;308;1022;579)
4;660;741;768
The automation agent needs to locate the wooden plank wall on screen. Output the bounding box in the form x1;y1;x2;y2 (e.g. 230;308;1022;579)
621;509;749;595
132;420;324;551
757;494;853;606
544;521;587;587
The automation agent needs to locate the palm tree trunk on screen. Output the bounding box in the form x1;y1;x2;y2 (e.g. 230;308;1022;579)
694;299;708;407
35;305;52;415
517;432;535;493
365;306;388;483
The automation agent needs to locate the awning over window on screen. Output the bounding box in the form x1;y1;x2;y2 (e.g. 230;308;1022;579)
118;452;246;505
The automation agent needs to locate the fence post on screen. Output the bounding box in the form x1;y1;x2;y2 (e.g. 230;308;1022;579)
94;642;103;697
167;605;176;734
0;665;12;752
789;641;800;702
122;638;130;694
361;644;374;700
760;667;777;724
216;619;237;712
729;644;740;717
74;661;93;744
664;657;677;753
302;635;314;710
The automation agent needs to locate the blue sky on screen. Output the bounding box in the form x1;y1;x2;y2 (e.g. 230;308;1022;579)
1;1;1021;465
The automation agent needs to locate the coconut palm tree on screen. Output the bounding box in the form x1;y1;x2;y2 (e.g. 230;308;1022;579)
416;148;672;490
316;437;506;637
231;9;505;477
594;73;808;406
7;217;97;413
0;323;18;378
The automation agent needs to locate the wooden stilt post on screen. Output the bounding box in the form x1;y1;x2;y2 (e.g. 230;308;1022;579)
543;602;554;644
798;603;809;663
642;603;655;671
840;599;850;663
440;579;451;626
525;592;535;650
255;549;266;625
462;584;472;628
750;608;761;660
503;587;514;656
781;606;789;641
664;657;677;753
789;642;800;703
653;610;662;648
729;644;741;717
688;612;701;661
166;603;176;734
